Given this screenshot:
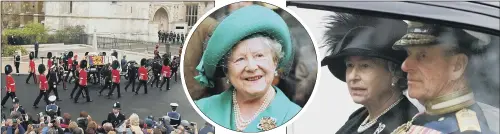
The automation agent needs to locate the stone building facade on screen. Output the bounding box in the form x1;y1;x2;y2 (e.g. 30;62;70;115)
43;1;214;42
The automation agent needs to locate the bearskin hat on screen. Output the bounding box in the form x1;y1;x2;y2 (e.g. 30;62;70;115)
67;51;74;58
140;58;147;66
38;64;46;74
163;58;169;66
101;52;107;56
47;52;53;58
85;52;89;56
4;65;13;75
29;52;34;59
112;60;119;69
80;60;87;68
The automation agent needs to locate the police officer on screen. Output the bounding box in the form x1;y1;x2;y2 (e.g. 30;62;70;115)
45;95;61;119
135;58;148;95
124;62;137;92
10;97;26;118
74;60;92;103
99;63;112;96
1;65;17;108
47;64;61;102
14;53;20;75
150;59;161;88
167;103;181;127
107;60;121;98
33;64;49;108
391;21;492;134
106;102;126;128
26;52;37;84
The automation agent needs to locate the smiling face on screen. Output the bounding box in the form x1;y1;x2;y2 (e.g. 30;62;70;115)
227;37;279;97
345;56;394;105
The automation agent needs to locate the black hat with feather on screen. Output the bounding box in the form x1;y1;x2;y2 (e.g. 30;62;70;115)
80;60;87;68
140;58;147;66
321;13;408;82
4;65;13;75
29;52;34;60
47;52;52;59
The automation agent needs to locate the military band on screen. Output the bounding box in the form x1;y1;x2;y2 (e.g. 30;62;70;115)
47;63;61;102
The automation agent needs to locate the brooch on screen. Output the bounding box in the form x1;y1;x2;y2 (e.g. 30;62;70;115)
257;117;277;131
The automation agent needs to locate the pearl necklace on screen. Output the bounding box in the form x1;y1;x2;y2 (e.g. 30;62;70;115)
233;89;274;132
357;97;403;133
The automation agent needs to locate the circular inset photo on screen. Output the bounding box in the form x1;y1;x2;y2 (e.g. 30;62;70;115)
181;1;319;133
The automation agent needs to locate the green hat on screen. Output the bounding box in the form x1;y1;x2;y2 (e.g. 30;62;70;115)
194;5;293;88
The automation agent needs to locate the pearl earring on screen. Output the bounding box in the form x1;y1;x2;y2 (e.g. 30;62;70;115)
274;71;278;76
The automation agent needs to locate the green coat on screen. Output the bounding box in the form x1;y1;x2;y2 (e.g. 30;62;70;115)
195;86;301;133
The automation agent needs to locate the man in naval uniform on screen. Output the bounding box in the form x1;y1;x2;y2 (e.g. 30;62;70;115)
106;102;126;128
391;21;493;134
45;95;61;119
167;103;181;128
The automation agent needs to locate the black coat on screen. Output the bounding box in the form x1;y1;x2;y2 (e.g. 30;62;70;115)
106;112;126;128
128;66;137;78
336;97;418;134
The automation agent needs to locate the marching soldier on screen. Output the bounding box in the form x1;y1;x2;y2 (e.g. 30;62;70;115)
135;58;149;95
74;60;92;103
26;52;37;84
171;56;179;82
14;53;20;75
47;64;61;101
10;98;26;117
159;58;172;91
64;51;75;82
163;31;168;43
70;61;86;99
391;21;493;134
167;103;181;128
47;52;53;69
150;59;161;88
1;65;16;108
45;95;61;119
107;60;121;98
181;33;185;44
106;102;126;128
99;64;112;96
33;64;49;108
68;55;79;84
158;30;162;43
124;62;137;92
176;33;180;44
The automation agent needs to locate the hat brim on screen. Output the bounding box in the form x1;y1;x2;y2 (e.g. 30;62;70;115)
321;48;404;82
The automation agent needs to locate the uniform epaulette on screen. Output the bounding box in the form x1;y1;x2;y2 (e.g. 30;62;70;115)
456;108;482;133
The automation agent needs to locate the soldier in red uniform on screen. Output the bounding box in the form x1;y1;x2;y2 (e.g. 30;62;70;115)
107;60;121;98
47;52;53;69
33;64;49;108
64;51;75;82
26;52;37;84
74;60;92;103
135;58;149;95
1;65;17;108
159;58;171;91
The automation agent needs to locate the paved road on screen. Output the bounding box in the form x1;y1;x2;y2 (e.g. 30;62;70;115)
98;42;183;56
0;74;205;125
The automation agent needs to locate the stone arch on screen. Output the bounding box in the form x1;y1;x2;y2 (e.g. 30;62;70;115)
153;7;169;32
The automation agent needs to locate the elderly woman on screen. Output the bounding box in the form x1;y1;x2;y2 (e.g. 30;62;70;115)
194;5;301;132
321;14;420;133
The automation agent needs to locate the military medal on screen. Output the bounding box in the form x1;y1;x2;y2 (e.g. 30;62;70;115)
257;116;277;131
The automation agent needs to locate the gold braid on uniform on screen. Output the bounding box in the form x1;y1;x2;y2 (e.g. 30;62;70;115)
394;33;437;47
424;89;475;115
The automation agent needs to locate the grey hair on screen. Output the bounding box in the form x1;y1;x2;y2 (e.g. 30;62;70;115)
226;34;284;64
386;60;407;90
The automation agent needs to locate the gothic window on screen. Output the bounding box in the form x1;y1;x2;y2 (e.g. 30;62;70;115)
186;4;198;27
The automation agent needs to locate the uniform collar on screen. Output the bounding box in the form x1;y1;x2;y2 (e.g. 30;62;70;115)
424;89;475;115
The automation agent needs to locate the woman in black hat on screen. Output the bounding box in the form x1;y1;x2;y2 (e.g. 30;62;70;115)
1;65;17;108
321;14;420;134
